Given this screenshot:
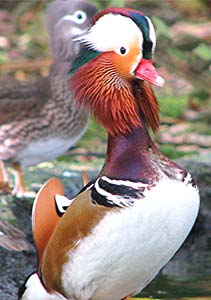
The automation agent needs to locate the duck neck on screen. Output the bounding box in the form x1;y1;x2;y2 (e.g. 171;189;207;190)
100;124;182;182
101;124;155;179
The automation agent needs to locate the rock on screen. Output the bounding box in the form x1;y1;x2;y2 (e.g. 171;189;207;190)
178;153;211;212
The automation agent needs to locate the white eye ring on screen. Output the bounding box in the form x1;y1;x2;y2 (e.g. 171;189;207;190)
72;10;87;24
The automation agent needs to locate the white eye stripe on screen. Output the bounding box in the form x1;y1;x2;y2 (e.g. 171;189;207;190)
145;16;156;52
75;14;144;53
57;10;87;26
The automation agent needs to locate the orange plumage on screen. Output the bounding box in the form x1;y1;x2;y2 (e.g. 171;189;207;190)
71;53;159;136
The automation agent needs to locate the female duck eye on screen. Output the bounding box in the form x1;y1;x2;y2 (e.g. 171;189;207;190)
77;13;82;20
120;47;127;55
73;10;87;24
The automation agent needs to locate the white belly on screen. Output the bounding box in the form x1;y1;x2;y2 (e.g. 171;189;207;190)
15;131;86;168
61;179;199;300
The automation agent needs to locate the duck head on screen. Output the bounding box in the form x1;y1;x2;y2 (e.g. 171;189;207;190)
46;0;98;60
70;7;165;136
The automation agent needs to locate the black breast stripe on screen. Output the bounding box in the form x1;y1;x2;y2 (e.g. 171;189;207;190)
91;176;149;208
98;178;145;198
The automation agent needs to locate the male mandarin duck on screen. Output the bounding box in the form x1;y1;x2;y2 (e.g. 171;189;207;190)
19;7;200;300
0;0;98;197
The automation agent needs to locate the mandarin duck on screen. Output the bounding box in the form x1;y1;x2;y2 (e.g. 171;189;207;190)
19;7;200;300
0;0;98;197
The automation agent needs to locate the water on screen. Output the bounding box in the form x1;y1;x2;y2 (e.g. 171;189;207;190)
137;226;211;299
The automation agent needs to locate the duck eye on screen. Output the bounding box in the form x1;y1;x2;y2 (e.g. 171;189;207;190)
120;47;127;55
77;13;82;20
73;10;87;24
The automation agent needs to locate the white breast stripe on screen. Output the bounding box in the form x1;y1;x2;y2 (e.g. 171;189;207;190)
55;194;75;215
91;176;148;208
54;182;94;216
94;179;135;207
183;172;198;190
100;176;149;189
183;173;192;185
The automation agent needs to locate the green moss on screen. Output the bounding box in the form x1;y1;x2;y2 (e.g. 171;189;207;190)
0;49;7;63
182;121;211;135
151;16;170;38
159;95;189;118
79;117;107;147
193;43;211;61
168;48;187;60
159;144;197;159
91;0;125;9
108;0;125;7
191;89;210;102
57;118;106;169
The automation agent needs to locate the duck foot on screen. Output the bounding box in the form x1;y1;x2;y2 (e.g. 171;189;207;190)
0;161;11;194
82;171;89;186
0;181;12;194
11;163;36;198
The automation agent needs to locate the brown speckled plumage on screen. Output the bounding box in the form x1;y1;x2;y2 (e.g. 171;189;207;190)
0;0;98;196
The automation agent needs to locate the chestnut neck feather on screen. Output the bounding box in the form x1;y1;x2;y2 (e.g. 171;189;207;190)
101;125;158;180
100;124;183;181
70;52;159;136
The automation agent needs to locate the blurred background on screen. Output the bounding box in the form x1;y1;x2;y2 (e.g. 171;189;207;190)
0;1;211;300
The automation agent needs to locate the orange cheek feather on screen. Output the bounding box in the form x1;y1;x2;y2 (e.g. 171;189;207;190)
112;40;140;79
